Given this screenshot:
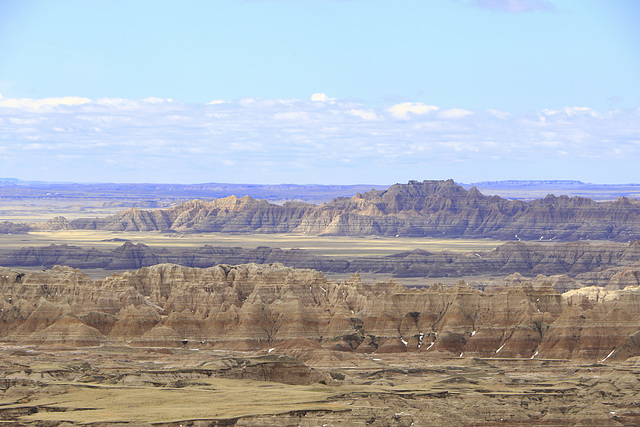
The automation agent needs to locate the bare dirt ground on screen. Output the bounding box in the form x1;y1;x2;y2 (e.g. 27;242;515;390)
1;345;638;426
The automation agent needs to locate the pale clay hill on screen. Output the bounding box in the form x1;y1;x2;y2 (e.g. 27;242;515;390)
3;179;640;241
1;263;640;362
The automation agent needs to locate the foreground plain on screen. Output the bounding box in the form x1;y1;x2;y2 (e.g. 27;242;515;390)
2;346;639;426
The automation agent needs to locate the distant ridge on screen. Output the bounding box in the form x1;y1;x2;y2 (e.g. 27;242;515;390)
470;180;587;186
3;179;640;204
4;179;640;242
0;180;388;205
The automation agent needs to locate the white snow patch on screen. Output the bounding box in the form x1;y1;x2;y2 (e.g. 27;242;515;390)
496;343;506;353
143;298;165;312
600;348;615;362
471;330;476;336
459;352;464;358
531;350;539;359
426;341;435;350
320;285;327;293
268;348;275;354
400;337;407;347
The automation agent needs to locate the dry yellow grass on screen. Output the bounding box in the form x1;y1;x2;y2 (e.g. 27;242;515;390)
13;363;582;424
18;378;348;424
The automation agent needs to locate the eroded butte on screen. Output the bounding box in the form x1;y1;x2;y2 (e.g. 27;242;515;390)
0;263;639;425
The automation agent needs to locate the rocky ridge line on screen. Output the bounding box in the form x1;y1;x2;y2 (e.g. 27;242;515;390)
3;180;640;241
1;263;640;362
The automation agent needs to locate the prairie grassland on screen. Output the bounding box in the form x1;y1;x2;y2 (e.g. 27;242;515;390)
2;347;627;426
0;230;506;257
0;199;125;222
18;378;348;424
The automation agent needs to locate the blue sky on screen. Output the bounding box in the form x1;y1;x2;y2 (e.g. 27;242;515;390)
1;0;639;184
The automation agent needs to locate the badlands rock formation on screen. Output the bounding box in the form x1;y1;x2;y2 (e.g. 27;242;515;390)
1;263;639;362
3;240;640;285
4;180;640;240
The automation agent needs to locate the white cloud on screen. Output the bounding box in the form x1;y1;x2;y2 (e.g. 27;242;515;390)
95;98;140;109
142;97;173;104
439;108;474;119
311;93;335;102
0;95;91;111
311;93;336;103
8;118;39;125
541;107;602;119
388;102;439;119
348;109;379;121
0;94;639;184
486;109;512;119
273;111;310;121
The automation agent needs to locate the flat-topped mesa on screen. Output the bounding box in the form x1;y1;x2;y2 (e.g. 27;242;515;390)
1;263;640;361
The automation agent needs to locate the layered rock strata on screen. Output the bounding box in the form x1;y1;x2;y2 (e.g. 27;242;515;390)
1;263;639;362
3;240;640;285
4;180;640;240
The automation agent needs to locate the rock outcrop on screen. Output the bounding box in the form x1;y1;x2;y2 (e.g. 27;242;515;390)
1;263;639;362
6;180;640;241
0;221;30;234
3;240;640;284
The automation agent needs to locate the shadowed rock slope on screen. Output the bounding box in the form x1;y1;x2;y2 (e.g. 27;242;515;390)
1;263;639;362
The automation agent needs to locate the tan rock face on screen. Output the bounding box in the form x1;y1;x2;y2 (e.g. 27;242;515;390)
1;263;639;362
605;267;640;290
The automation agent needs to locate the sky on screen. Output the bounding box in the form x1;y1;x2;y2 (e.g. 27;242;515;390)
0;0;639;185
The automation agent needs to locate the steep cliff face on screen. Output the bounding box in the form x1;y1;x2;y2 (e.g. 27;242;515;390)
1;263;639;362
61;180;640;241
